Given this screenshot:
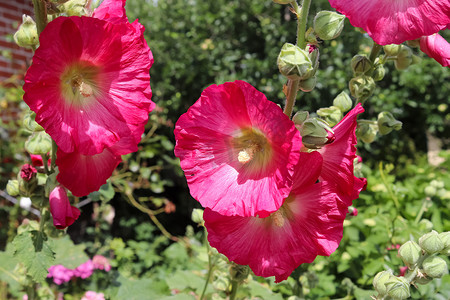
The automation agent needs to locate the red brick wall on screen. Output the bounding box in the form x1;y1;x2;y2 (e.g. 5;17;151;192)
0;0;34;82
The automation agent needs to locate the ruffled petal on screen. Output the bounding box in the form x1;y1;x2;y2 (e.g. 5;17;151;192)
49;186;81;229
92;0;127;24
420;33;450;67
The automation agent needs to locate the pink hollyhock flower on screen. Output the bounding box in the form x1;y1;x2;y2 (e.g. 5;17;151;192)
49;186;81;229
20;164;37;181
92;255;111;271
73;260;94;279
420;33;450;67
81;291;105;300
318;104;366;196
204;151;357;282
23;15;153;156
174;80;301;217
328;0;450;45
30;154;51;168
47;265;74;285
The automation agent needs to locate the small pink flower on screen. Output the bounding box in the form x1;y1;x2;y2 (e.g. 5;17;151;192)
92;255;111;272
81;291;105;300
73;260;94;279
420;33;450;67
49;186;81;229
328;0;450;45
20;164;37;181
47;265;74;285
174;80;301;217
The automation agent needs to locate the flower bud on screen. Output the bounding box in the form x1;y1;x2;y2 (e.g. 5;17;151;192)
333;91;352;112
373;270;393;296
397;241;421;268
298;76;317;92
424;185;437;197
430;180;444;189
20;164;37;182
25;131;52;155
351;54;371;75
317;106;343;127
418;219;433;232
297;118;334;149
422;256;448;278
349;75;376;102
61;0;87;16
191;208;204;224
385;276;410;300
356;121;377;143
49;186;81;229
229;263;250;283
6;180;20;196
377;111;402;135
292;111;309;126
23;110;44;132
13;15;38;49
313;11;345;41
394;45;413;70
419;231;444;254
383;44;402;57
277;43;314;80
18;164;38;196
372;64;386;81
438;232;450;256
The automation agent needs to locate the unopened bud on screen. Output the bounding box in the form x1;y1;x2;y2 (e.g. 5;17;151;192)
292;111;309;126
277;43;314;80
61;0;87;16
25;131;52;155
191;208;204;224
229;263;250;283
6;180;20;196
424;185;437;197
398;241;421;268
395;46;413;70
356;121;378;144
23;110;44;132
333;91;352;112
419;231;444;254
373;270;392;296
317;106;343;127
438;232;450;256
385;276;410;300
418;219;433;232
383;44;402;57
14;15;38;49
373;64;386;81
349;75;376;102
313;11;345;41
298;118;334;149
377;111;402;135
422;256;448;278
299;76;317;92
351;54;371;75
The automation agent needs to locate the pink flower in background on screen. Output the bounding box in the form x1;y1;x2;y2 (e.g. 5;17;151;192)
92;255;111;271
328;0;450;45
204;151;359;282
47;265;74;285
73;260;94;279
174;80;301;217
81;291;105;300
20;164;37;181
420;33;450;67
49;186;80;229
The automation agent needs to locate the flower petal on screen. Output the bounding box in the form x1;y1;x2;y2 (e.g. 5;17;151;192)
420;33;450;67
49;186;81;229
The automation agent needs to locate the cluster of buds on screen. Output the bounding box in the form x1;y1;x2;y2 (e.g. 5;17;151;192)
373;231;450;300
292;111;334;149
356;111;402;144
383;44;421;71
424;180;446;198
316;91;352;126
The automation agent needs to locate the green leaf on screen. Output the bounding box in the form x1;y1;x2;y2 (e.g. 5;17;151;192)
248;280;283;300
52;236;89;269
99;181;115;201
0;247;20;291
114;275;166;300
12;231;55;283
165;270;206;294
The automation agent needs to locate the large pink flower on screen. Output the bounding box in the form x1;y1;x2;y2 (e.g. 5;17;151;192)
49;186;81;229
204;152;355;282
318;104;365;196
174;80;301;217
23;15;153;155
420;33;450;67
328;0;450;45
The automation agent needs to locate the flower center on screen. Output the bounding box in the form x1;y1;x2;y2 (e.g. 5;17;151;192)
60;61;100;107
233;128;272;166
70;75;94;98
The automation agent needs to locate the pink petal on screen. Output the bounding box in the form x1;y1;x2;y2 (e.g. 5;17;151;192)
49;186;81;229
328;0;450;45
92;0;127;24
420;33;450;67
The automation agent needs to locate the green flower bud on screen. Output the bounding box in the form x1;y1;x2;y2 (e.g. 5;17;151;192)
430;180;444;189
373;64;386;81
229;263;250;283
313;11;345;41
298;76;317;92
349;75;376;102
424;185;437;197
419;231;444;254
25;131;52;155
422;256;448;278
298;118;334;150
377;111;402;135
14;15;38;49
272;0;294;4
438;232;450;256
317;106;343;127
61;0;87;16
394;45;413;70
23;110;44;132
292;111;309;126
191;208;204;224
6;180;20;197
383;44;402;57
398;241;421;268
373;270;392;296
333;91;352;112
385;276;410;300
351;54;371;75
277;43;314;80
356;121;378;144
418;219;433;232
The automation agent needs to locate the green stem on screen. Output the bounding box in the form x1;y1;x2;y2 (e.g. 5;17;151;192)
229;280;240;300
414;197;430;224
295;0;312;49
378;162;400;210
283;79;300;118
200;242;215;300
31;0;48;35
369;43;382;63
51;140;57;172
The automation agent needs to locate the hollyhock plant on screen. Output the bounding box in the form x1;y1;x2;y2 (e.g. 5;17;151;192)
328;0;450;45
204;151;362;282
174;80;301;217
420;33;450;67
49;186;81;229
20;164;37;181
